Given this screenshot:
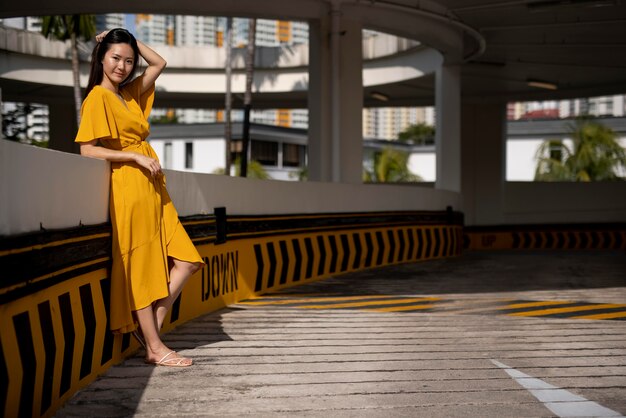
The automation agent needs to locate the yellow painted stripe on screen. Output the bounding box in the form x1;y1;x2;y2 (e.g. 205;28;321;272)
228;224;452;239
0;233;110;257
508;304;625;317
502;300;574;310
0;256;110;295
296;297;440;310
366;303;438;312
232;212;440;222
182;219;215;226
239;295;429;306
571;311;626;320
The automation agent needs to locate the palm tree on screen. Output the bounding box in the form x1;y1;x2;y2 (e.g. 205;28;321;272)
213;157;270;180
240;18;257;177
535;118;626;181
398;122;435;145
223;17;234;175
364;147;422;183
41;15;96;127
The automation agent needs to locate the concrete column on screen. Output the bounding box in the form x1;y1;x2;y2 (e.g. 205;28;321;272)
307;16;332;182
48;102;79;153
337;16;363;184
461;101;507;226
435;64;461;192
307;7;363;184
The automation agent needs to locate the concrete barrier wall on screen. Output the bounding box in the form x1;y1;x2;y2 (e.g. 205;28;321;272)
0;140;461;236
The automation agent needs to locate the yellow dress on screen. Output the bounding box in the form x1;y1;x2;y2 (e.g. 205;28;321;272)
75;75;203;334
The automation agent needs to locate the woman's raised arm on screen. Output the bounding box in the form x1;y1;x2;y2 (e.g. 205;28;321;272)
136;39;167;94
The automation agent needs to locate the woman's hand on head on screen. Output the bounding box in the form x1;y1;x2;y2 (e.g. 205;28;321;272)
134;154;163;178
95;30;110;43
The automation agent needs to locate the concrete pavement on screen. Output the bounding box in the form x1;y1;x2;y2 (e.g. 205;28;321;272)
55;251;626;417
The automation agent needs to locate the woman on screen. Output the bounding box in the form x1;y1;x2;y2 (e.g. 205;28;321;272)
75;28;203;367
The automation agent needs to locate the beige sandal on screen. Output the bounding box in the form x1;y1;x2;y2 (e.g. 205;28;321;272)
146;351;193;368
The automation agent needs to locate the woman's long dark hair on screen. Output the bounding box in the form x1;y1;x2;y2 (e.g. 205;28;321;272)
84;28;140;99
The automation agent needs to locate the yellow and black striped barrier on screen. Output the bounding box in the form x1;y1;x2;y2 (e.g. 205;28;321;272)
238;294;626;320
464;224;626;251
0;209;462;418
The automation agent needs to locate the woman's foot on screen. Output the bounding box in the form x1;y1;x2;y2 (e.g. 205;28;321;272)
145;346;192;367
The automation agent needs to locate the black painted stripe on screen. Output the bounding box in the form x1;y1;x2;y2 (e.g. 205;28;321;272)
37;301;56;415
375;231;385;266
2;236;111;287
291;238;302;282
497;301;591;315
0;259;110;305
556;232;565;249
433;227;441;257
512;232;521;249
415;228;423;259
266;242;277;288
545;231;554;248
13;311;35;418
397;229;406;262
352;233;362;270
253;244;264;292
304;238;314;279
258;296;414;307
339;234;350;272
386;230;396;264
615;231;624;249
546;306;626;319
279;241;289;285
328;235;338;274
79;284;96;380
364;232;374;268
407;228;415;261
58;292;74;397
225;211;464;240
523;232;532;249
99;278;114;366
567;232;577;249
317;236;326;277
425;229;433;258
447;227;454;256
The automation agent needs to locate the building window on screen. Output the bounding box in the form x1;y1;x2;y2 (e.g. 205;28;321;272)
283;143;305;167
185;142;193;169
251;140;278;166
163;142;172;169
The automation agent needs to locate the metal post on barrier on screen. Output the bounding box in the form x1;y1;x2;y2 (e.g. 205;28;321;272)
214;207;227;244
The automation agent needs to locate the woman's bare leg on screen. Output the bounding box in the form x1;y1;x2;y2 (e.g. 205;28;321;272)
135;304;192;365
153;259;202;330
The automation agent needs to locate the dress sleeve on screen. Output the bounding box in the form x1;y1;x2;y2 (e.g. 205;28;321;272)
75;90;120;143
123;74;155;119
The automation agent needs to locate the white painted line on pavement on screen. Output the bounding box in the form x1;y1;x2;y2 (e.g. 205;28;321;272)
491;359;624;417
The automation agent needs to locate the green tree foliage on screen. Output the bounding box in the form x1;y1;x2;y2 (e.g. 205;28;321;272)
150;113;179;124
213;157;270;180
41;15;96;128
397;122;435;145
534;118;626;181
364;147;422;183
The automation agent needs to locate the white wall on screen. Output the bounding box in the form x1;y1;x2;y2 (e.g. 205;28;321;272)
408;153;436;182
